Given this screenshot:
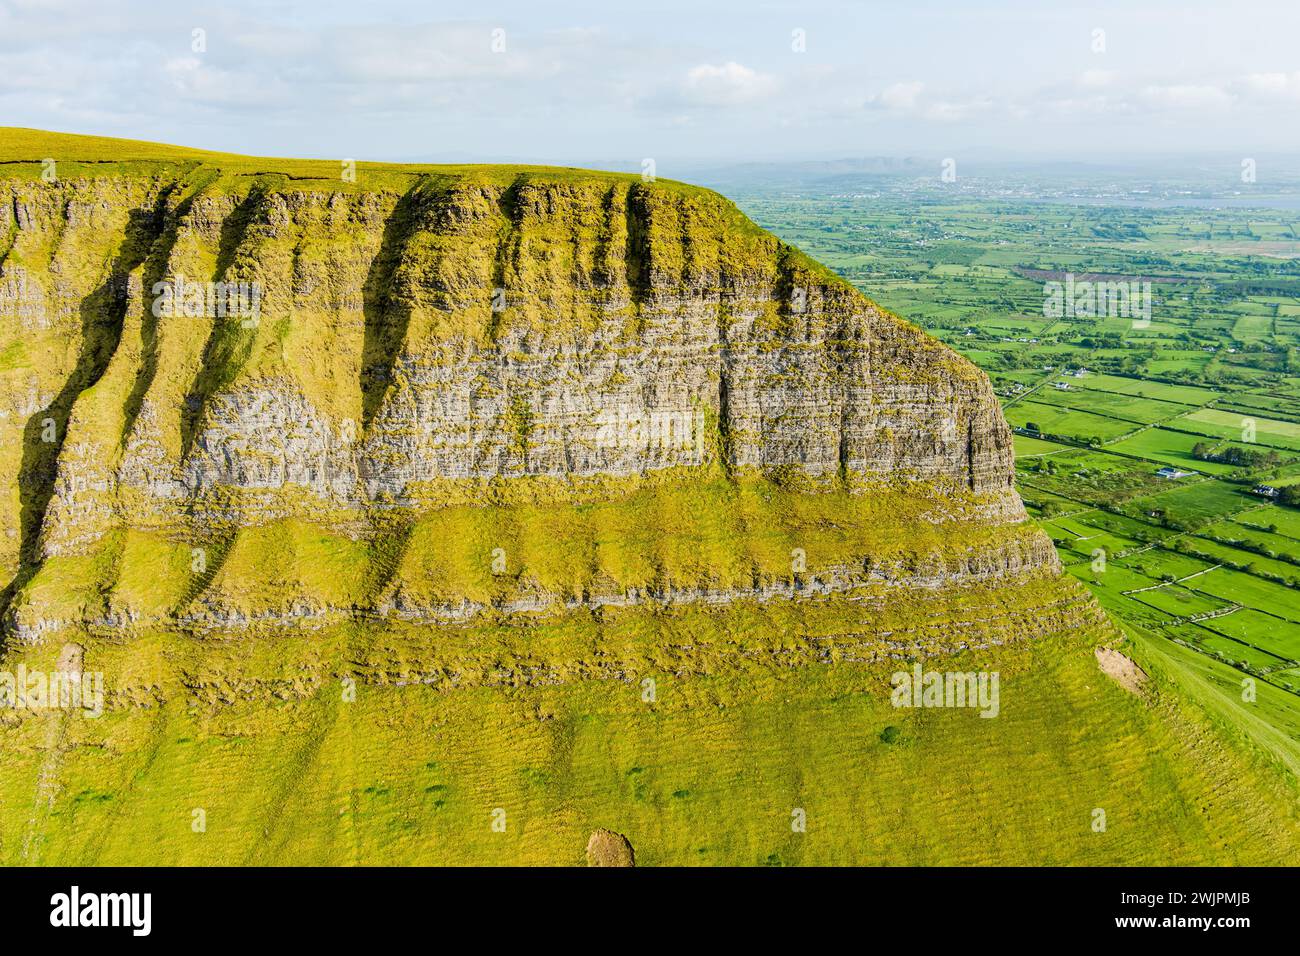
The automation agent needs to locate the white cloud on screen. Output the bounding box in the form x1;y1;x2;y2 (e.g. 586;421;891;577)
162;55;286;107
1239;71;1300;100
1078;70;1116;90
682;61;778;106
329;24;537;84
1139;83;1233;111
2;0;1299;161
879;81;924;111
863;80;989;123
922;96;993;122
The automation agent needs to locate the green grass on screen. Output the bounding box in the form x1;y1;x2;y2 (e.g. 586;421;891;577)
1005;401;1135;443
11;475;1045;633
1119;548;1216;581
1198;609;1300;663
736;184;1300;801
0;127;660;189
1013;434;1071;458
1238;506;1300;538
1130;584;1231;618
1170;408;1300;450
1176;627;1292;676
1127;479;1252;523
1108;429;1244;475
1028;386;1193;425
4;619;1299;865
1204;518;1300;562
1076;374;1220;406
1180;566;1300;624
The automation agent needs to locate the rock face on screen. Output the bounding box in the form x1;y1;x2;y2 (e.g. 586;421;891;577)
0;137;1049;640
586;829;635;867
1096;646;1150;696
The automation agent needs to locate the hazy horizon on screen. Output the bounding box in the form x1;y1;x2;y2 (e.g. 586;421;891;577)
4;0;1300;169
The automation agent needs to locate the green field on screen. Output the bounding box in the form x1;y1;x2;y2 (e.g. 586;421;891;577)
1081;374;1221;406
1203;517;1300;562
1013;434;1072;458
1028;386;1193;425
1109;429;1255;475
1171;407;1300;450
1005;401;1136;443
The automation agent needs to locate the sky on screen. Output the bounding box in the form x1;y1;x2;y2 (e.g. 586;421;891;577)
3;0;1299;168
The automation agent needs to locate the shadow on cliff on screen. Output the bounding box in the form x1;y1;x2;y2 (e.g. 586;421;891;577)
360;180;426;429
120;180;193;446
1;202;165;640
485;176;523;344
172;528;238;618
623;183;652;314
178;186;265;459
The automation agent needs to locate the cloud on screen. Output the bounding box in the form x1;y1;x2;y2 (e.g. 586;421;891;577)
326;24;537;84
879;81;924;111
1078;70;1116;90
1138;83;1233;111
862;80;989;122
1239;71;1300;100
2;0;1298;160
682;61;778;106
162;55;283;107
921;96;994;122
1040;69;1300;119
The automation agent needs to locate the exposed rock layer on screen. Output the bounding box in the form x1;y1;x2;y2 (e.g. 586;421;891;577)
0;154;1043;640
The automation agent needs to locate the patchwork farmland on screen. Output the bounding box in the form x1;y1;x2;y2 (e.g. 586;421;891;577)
739;184;1300;750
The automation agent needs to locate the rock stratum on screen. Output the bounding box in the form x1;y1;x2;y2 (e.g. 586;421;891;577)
0;131;1060;642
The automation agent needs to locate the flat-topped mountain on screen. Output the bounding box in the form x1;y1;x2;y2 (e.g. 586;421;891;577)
2;130;1296;867
0;128;1042;639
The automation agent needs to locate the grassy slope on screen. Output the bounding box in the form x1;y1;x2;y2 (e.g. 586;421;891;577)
3;624;1297;866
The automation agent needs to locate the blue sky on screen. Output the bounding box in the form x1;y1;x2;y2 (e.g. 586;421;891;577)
3;0;1299;166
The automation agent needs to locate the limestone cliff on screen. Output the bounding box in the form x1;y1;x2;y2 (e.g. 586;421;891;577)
0;132;1049;642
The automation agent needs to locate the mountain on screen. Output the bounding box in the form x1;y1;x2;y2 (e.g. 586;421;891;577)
0;129;1296;865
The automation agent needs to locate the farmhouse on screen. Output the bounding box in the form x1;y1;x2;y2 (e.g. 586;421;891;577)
1155;467;1194;480
1252;485;1280;498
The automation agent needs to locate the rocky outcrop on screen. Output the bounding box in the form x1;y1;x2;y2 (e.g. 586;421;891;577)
586;829;635;866
0;146;1043;640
